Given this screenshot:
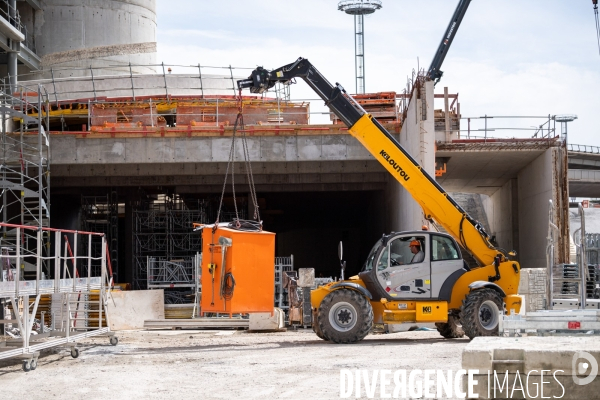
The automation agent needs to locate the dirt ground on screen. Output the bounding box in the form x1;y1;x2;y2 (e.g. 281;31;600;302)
0;328;469;399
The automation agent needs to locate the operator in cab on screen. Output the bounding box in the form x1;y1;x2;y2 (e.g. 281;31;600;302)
409;240;424;263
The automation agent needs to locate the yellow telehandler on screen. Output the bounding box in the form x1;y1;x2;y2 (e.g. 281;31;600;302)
238;58;521;343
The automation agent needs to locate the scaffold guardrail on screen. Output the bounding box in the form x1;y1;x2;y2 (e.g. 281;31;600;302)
0;222;117;372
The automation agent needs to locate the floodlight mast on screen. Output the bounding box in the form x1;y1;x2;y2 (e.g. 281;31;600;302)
338;0;382;94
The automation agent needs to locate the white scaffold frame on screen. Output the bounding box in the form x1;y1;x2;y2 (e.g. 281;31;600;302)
0;222;117;372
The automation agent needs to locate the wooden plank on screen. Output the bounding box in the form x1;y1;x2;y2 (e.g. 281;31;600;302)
143;318;249;329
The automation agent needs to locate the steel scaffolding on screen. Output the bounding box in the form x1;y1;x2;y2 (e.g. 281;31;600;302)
80;192;119;281
0;222;116;372
133;195;216;302
0;82;50;281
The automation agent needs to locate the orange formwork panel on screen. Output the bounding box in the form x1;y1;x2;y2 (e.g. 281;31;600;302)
201;224;275;315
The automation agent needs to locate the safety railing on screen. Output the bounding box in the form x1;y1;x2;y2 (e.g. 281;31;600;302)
568;144;600;154
0;222;109;294
4;62;575;137
457;115;558;141
0;0;36;52
0;222;116;370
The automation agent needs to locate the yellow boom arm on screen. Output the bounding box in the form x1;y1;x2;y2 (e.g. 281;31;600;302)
238;57;507;267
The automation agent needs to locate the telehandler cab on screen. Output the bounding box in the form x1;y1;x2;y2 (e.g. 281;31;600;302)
238;58;521;343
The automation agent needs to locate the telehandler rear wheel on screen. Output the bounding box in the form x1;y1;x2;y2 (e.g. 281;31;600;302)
461;289;504;339
318;289;373;344
435;314;464;339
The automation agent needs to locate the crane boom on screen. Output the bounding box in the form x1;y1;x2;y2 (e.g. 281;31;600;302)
238;57;507;267
426;0;471;84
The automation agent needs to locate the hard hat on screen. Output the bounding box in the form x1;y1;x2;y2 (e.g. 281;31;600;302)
409;240;420;247
421;225;429;231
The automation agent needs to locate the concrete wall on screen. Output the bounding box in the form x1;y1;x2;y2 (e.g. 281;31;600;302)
517;148;556;269
386;81;436;232
481;179;519;255
49;133;374;165
25;0;157;77
479;147;563;271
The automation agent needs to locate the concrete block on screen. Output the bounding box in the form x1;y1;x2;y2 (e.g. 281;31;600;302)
465;372;600;399
298;268;315;287
463;336;600;399
106;289;165;330
462;347;493;371
249;308;285;331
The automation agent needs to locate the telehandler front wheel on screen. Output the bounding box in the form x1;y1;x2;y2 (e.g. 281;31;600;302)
461;288;504;339
312;308;329;341
435;314;464;339
318;289;373;344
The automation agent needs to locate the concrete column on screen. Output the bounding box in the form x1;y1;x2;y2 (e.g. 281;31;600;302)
386;80;436;232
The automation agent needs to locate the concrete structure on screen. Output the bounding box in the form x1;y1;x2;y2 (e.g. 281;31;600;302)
0;45;577;288
387;80;435;232
568;146;600;197
437;141;570;270
0;0;157;80
106;289;165;330
463;336;600;399
42;83;568;283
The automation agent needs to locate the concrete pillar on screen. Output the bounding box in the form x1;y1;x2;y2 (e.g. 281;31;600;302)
386;80;436;232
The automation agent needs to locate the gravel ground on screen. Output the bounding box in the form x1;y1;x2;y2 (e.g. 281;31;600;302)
0;329;469;399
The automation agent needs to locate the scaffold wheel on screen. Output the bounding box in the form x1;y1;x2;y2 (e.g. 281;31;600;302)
70;347;80;359
22;360;31;372
30;358;38;370
110;336;118;346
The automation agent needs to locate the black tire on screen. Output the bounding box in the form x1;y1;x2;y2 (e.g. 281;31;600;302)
70;347;80;359
22;361;31;372
317;289;373;344
110;336;118;346
435;314;465;339
312;309;329;341
461;289;504;339
30;359;38;370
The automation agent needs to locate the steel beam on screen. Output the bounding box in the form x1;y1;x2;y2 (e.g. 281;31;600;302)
22;0;42;11
0;15;24;42
19;43;40;70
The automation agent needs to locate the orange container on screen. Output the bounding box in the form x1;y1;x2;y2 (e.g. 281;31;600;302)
201;225;275;315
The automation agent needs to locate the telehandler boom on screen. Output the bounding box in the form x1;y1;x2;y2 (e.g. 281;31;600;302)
238;58;521;342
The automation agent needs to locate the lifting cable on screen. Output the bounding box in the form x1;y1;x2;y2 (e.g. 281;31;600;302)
213;89;262;232
594;0;600;56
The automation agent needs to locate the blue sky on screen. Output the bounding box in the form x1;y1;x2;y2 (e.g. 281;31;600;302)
156;0;599;146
